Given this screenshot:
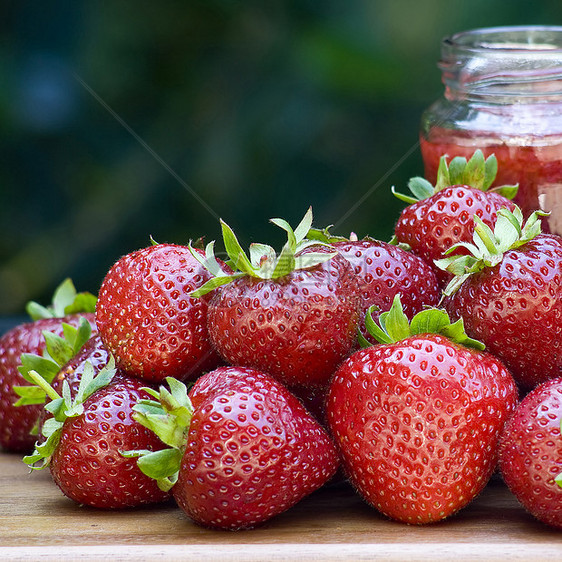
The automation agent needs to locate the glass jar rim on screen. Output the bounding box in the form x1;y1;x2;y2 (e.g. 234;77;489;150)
443;25;562;55
439;25;562;100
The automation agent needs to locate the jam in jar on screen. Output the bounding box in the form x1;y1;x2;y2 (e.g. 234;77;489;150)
420;26;562;235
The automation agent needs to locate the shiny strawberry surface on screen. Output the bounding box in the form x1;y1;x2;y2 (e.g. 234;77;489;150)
96;244;224;383
499;377;562;529
332;239;440;343
173;366;339;530
326;333;518;524
206;252;360;389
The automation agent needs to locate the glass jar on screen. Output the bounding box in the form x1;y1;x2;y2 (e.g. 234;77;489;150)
420;25;562;235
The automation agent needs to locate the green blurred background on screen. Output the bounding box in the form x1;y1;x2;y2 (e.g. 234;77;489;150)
2;1;562;315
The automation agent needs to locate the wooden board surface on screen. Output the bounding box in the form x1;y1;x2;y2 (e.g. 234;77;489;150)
1;452;561;561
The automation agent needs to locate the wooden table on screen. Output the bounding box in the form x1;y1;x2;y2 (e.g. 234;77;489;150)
1;452;561;561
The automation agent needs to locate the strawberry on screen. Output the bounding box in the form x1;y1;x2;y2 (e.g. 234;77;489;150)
95;242;229;383
0;279;97;453
325;295;518;524
190;208;360;389
498;377;562;529
127;366;339;530
24;360;170;509
308;228;440;345
393;150;517;285
438;207;562;391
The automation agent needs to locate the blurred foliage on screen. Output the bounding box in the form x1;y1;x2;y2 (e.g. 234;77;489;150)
1;0;561;313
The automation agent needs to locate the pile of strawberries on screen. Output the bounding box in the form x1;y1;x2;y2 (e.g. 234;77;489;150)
1;151;561;530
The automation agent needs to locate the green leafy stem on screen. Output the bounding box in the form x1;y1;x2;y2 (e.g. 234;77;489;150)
13;316;94;408
392;150;518;205
23;357;116;469
189;207;337;297
122;377;194;492
358;293;484;351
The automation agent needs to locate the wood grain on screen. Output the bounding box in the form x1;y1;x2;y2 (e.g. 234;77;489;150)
0;452;561;560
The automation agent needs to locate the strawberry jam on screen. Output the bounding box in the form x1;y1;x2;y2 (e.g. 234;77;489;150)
420;26;562;235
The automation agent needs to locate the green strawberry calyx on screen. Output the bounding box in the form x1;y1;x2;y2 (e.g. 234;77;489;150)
190;207;336;297
121;377;193;492
392;150;518;205
359;293;484;351
309;225;413;252
22;356;116;469
13;316;94;410
435;206;549;297
26;278;97;321
307;225;360;244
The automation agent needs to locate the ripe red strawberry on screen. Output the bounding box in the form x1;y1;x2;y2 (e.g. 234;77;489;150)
129;366;339;530
393;150;517;285
96;242;229;383
439;207;562;391
24;361;170;509
191;209;360;389
308;229;440;344
498;378;562;529
0;279;97;453
325;296;518;524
